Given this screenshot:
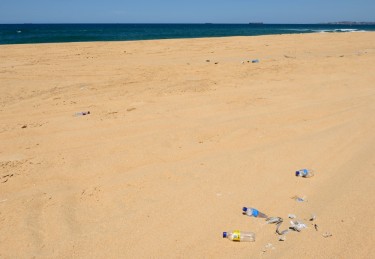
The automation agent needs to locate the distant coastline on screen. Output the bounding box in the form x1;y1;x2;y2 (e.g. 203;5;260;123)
320;21;375;25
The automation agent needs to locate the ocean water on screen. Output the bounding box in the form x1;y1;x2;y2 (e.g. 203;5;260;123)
0;24;374;45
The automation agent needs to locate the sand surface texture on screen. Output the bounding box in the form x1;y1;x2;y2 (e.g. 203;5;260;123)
1;32;374;258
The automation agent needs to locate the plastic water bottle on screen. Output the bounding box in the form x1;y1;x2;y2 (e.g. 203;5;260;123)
223;230;255;242
295;169;314;178
242;207;267;218
74;111;90;116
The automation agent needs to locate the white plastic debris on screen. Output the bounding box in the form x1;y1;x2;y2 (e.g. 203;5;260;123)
266;217;283;224
290;220;307;232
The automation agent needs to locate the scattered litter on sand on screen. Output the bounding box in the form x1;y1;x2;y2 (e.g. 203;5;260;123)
224;166;320;245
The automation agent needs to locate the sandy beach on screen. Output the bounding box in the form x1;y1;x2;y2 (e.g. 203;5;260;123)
0;32;374;258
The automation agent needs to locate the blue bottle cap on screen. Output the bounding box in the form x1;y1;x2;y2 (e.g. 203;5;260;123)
295;171;299;176
223;232;227;238
242;207;248;212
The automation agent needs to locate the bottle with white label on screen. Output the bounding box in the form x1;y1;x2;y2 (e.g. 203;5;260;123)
223;230;256;242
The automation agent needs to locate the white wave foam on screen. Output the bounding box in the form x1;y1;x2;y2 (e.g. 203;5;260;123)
336;29;358;32
312;28;367;33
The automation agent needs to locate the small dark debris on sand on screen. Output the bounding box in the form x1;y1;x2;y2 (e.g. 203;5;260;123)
323;232;333;238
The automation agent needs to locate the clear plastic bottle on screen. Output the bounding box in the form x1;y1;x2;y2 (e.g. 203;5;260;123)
295;169;314;178
242;207;267;218
223;230;255;242
74;111;90;116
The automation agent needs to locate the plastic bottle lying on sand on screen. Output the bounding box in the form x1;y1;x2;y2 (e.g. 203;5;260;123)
74;111;90;116
223;230;255;242
295;169;314;178
242;207;268;218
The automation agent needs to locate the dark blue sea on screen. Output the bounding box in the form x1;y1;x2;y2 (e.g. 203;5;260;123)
1;24;374;45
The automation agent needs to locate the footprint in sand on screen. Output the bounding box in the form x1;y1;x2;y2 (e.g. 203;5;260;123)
0;158;28;184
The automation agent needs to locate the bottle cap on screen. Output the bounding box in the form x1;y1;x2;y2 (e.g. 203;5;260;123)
295;171;300;176
242;207;248;212
223;232;227;238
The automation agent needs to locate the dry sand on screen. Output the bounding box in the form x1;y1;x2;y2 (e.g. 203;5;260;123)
0;32;374;258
